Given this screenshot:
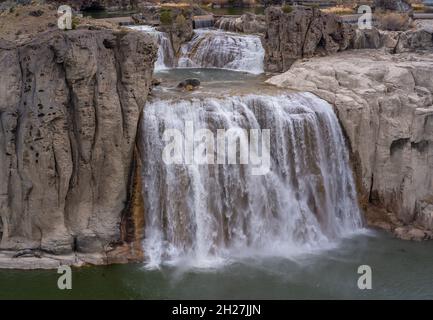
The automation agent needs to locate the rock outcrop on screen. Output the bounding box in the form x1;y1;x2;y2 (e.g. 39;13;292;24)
264;6;354;73
267;49;433;238
351;27;433;53
157;5;194;55
0;28;156;268
374;0;412;13
215;13;266;34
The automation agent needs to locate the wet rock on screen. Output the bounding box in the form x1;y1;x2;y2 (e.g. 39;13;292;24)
152;78;162;86
177;78;200;90
394;227;428;241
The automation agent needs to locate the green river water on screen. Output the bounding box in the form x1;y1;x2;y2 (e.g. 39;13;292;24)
1;230;432;299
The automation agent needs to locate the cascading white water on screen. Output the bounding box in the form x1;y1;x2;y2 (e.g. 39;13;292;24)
141;92;363;268
129;26;265;74
178;29;265;74
128;25;175;71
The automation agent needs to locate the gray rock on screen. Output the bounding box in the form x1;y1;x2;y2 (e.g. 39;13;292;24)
264;6;354;73
0;29;156;260
215;13;266;34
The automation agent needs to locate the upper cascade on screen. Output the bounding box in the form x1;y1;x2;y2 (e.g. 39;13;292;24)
130;26;265;74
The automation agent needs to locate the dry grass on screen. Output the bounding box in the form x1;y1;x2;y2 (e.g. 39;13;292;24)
412;3;426;11
160;2;192;8
321;5;355;15
407;0;426;11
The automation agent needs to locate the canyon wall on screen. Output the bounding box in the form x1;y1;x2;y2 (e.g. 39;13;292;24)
0;28;156;265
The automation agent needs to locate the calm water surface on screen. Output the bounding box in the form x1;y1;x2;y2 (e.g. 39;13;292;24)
1;231;432;299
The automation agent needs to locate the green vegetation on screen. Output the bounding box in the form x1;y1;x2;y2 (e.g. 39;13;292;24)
282;5;293;14
175;13;187;26
72;16;80;30
160;8;173;25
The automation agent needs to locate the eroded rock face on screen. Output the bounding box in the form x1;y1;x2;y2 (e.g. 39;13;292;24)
264;6;354;73
267;50;433;233
215;13;266;34
0;29;156;257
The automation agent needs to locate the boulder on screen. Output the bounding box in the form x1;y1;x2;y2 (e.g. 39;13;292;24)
177;78;200;90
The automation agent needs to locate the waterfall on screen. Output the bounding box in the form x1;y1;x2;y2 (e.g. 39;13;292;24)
129;26;265;74
193;15;215;29
140;93;363;268
128;25;175;71
178;29;265;74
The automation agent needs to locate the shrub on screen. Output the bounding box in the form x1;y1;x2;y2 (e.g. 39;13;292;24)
282;5;293;14
160;9;172;25
322;5;355;15
175;13;186;26
377;12;412;31
72;16;80;30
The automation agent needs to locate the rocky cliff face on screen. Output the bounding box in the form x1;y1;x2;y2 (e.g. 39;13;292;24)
215;13;266;34
267;47;433;239
0;28;156;266
264;6;354;73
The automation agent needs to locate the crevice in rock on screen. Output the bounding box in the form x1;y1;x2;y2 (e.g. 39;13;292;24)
390;137;410;156
368;173;377;204
120;145;144;245
411;140;430;153
113;34;127;138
